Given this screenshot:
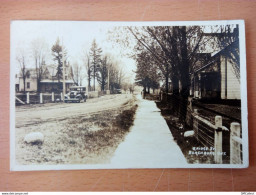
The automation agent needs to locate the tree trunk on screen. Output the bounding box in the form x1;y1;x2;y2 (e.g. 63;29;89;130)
172;76;179;95
23;77;26;93
88;75;91;92
37;80;40;93
179;26;190;123
102;80;105;91
170;76;179;114
93;69;95;91
165;72;169;93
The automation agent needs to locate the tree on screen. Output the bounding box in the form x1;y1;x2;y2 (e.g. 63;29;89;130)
118;66;125;89
97;55;109;91
31;38;48;92
126;26;208;122
51;38;67;90
89;39;102;91
71;62;83;86
83;52;92;91
134;49;160;93
108;61;122;91
16;49;28;93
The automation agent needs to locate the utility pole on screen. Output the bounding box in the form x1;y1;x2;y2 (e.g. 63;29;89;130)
62;39;66;101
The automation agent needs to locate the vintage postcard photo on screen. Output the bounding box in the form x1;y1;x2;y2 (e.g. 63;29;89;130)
10;20;248;171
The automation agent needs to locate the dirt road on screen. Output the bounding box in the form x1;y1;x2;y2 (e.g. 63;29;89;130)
16;94;133;128
14;93;137;166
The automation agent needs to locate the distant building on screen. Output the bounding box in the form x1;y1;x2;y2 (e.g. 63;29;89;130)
18;68;38;92
17;64;74;93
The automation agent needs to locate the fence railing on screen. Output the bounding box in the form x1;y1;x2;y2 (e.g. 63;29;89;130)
193;109;242;164
193;110;231;164
193;109;215;149
16;90;111;105
16;92;64;105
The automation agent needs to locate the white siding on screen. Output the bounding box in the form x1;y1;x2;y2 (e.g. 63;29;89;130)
220;56;240;100
19;78;37;92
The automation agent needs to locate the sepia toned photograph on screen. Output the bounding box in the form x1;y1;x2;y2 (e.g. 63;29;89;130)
10;20;248;171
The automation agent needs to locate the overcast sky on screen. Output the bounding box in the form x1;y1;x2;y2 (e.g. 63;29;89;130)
11;20;240;86
11;21;137;84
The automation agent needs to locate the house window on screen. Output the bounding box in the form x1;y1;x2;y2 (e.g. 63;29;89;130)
27;82;30;89
27;71;30;79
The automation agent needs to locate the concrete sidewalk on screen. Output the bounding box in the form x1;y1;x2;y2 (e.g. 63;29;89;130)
110;94;187;168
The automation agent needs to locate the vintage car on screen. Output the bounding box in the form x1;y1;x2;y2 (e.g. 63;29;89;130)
64;86;88;103
114;89;122;94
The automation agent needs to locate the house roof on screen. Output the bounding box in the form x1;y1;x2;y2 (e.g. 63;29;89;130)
44;65;58;77
211;39;239;57
18;64;72;80
194;40;238;74
18;68;37;78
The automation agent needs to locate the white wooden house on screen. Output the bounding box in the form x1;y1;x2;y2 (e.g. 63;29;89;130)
192;41;240;100
17;64;74;93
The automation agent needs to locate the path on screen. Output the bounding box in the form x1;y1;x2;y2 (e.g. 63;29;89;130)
111;94;187;168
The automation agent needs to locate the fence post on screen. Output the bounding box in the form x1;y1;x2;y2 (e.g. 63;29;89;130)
61;92;63;101
52;92;54;102
40;93;43;104
230;122;241;164
214;115;223;164
26;92;30;104
195;91;199;98
194;109;198;114
189;89;192;96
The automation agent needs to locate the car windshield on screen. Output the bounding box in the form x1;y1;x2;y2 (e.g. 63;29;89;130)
70;87;86;91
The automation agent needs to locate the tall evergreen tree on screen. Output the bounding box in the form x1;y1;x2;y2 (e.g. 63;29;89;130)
89;39;102;91
51;38;67;91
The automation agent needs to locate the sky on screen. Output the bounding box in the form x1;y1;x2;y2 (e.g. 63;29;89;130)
11;21;137;85
11;20;240;86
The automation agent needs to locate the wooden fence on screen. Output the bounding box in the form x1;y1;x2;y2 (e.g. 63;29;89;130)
16;92;63;105
160;93;243;164
16;90;110;105
192;109;242;164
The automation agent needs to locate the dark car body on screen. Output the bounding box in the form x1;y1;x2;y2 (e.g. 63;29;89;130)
114;89;122;94
64;86;88;103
